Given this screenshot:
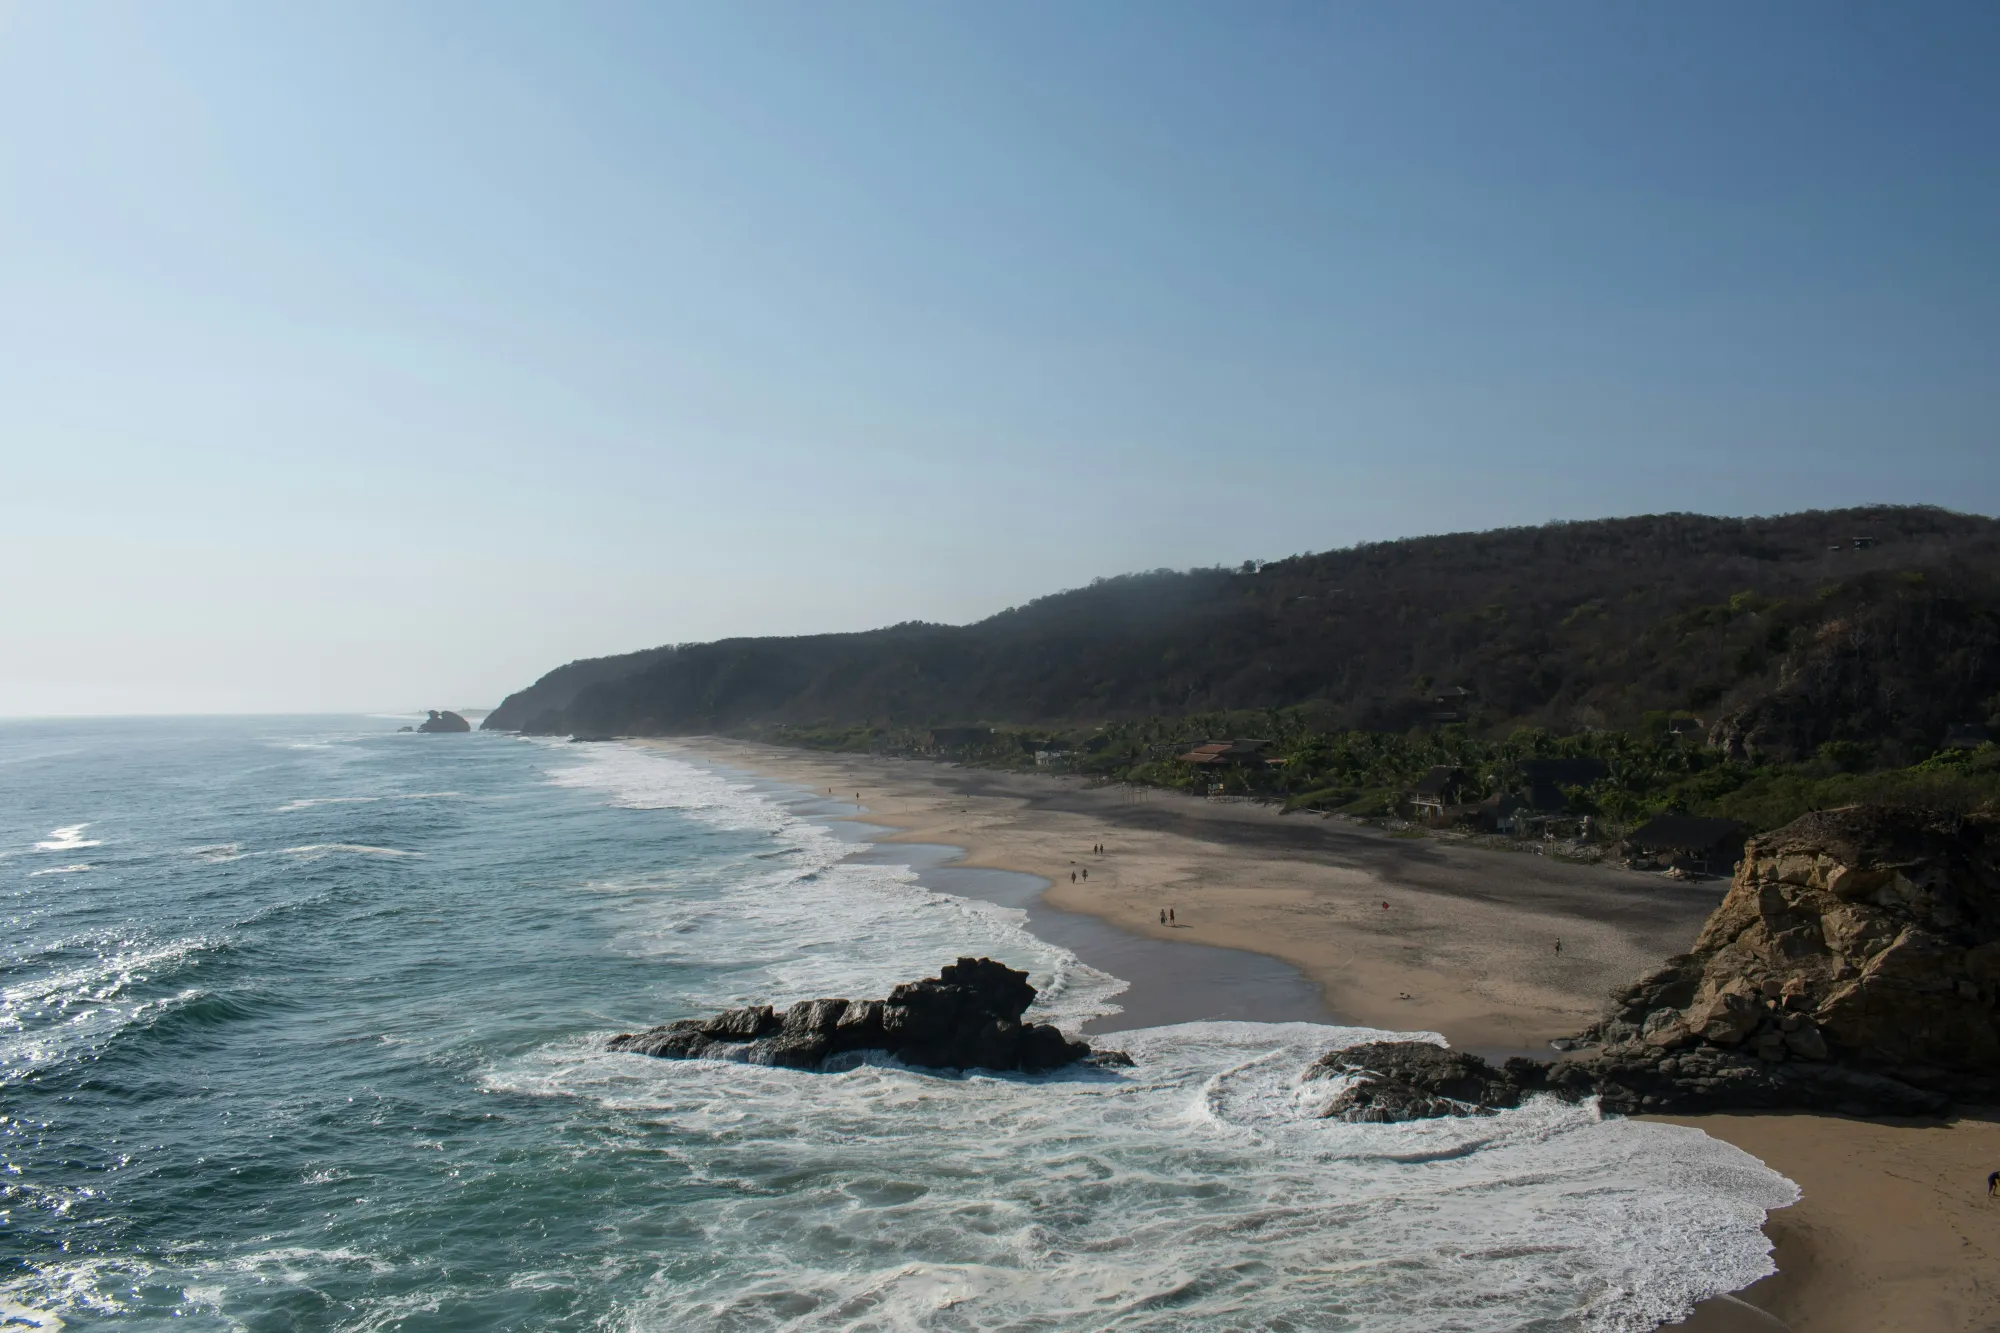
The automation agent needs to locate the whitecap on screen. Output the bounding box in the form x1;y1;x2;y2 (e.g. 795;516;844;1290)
281;844;423;859
277;791;463;812
28;864;93;877
534;740;1125;1029
0;936;218;1083
33;825;101;852
491;1021;1794;1333
0;1300;64;1330
507;741;1797;1330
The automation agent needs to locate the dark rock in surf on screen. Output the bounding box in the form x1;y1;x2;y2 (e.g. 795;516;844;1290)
608;957;1127;1074
1307;1042;1541;1122
417;710;472;733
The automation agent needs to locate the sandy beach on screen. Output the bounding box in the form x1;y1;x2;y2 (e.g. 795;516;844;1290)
647;738;1729;1051
651;737;2000;1333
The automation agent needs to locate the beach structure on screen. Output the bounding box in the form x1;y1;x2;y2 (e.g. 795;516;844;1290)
1621;814;1747;876
1409;765;1476;820
1176;739;1277;768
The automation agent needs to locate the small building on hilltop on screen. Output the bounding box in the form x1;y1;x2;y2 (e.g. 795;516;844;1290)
1431;685;1477;723
1622;815;1748;876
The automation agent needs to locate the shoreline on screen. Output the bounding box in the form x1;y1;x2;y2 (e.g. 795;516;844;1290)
643;736;1724;1053
643;736;2000;1333
706;760;1340;1033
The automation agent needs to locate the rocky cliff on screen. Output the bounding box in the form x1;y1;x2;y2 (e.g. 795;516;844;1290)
1313;805;2000;1120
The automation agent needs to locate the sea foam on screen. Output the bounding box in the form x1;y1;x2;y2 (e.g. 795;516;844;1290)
509;741;1798;1332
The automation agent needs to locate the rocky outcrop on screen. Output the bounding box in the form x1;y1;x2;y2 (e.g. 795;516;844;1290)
1308;1042;1542;1122
1312;806;2000;1121
609;957;1124;1074
1566;805;1998;1114
417;710;471;733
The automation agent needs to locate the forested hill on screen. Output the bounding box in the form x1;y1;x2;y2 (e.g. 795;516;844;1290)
485;506;2000;763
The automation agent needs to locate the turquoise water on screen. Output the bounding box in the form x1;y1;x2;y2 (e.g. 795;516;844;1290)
0;717;1792;1332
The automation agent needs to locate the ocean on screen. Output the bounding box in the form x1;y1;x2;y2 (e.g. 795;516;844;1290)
0;716;1794;1331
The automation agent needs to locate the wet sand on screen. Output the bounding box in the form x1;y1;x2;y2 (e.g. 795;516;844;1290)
1651;1111;2000;1332
650;738;2000;1333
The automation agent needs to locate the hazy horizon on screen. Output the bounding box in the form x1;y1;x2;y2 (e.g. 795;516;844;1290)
5;3;1997;716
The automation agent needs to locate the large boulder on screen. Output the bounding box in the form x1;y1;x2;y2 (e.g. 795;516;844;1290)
1312;807;1999;1121
1571;805;1998;1113
1308;1041;1541;1122
609;957;1123;1074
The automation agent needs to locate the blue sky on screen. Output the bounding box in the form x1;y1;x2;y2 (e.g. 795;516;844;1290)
3;2;1995;714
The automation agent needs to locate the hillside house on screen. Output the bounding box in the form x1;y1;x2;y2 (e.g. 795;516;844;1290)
1431;684;1477;723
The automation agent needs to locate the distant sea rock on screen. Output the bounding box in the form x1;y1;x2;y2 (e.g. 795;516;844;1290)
417;710;471;733
1311;805;2000;1122
609;957;1128;1074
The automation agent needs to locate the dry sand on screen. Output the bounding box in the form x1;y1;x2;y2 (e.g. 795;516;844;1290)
648;737;2000;1332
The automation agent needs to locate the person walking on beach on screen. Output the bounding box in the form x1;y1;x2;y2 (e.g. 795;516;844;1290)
1081;867;1087;881
1555;937;1562;954
1169;908;1175;924
1071;871;1076;883
1160;909;1166;925
1988;1169;1998;1197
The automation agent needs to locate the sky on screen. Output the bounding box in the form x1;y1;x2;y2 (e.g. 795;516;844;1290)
2;2;1996;715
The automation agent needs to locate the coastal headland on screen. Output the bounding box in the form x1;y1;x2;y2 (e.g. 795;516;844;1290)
649;736;2000;1333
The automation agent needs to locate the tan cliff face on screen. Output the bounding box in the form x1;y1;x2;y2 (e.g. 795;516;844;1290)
1312;806;2000;1121
1609;807;2000;1082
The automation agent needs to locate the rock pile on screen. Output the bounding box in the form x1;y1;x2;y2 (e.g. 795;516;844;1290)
609;957;1121;1073
1307;1041;1538;1122
1312;806;2000;1121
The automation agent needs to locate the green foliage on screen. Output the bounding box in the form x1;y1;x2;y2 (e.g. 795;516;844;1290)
946;711;2000;835
495;507;2000;766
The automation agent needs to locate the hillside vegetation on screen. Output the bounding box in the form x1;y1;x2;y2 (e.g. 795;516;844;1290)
489;506;2000;770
